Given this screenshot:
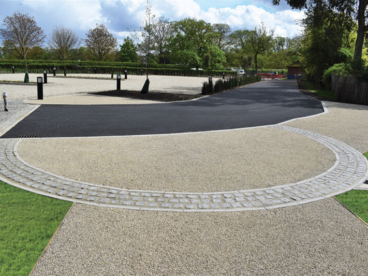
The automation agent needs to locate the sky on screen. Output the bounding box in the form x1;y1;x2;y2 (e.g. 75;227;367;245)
0;0;306;46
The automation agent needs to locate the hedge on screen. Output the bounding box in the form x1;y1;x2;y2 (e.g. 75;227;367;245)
202;75;262;95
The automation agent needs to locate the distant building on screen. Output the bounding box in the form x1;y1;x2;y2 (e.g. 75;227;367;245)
287;61;303;79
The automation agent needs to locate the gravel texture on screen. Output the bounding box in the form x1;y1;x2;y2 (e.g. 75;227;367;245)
12;86;368;274
30;199;368;275
0;73;215;101
285;101;368;153
17;127;335;192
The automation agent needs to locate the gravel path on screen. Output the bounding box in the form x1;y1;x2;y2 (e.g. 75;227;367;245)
285;101;368;153
18;127;335;192
30;199;368;275
0;73;213;101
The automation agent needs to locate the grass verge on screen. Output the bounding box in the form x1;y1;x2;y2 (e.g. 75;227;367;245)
335;152;368;224
303;80;335;100
0;181;72;275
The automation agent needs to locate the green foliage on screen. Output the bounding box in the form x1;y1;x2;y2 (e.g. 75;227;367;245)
168;18;225;69
0;181;72;275
299;1;356;82
323;63;351;89
118;37;139;62
202;75;261;94
246;23;274;73
303;80;335;100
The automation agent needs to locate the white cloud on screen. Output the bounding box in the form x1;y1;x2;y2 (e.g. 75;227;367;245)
0;0;305;45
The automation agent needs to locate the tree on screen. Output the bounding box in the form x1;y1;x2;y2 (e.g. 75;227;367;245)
49;26;79;68
85;24;117;61
28;46;45;60
299;1;356;81
168;18;224;69
246;23;274;73
229;29;254;69
149;16;173;64
0;39;21;59
0;12;46;69
118;37;139;62
272;0;368;61
213;23;232;51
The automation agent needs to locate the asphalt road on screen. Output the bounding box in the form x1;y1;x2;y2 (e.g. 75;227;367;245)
2;80;323;138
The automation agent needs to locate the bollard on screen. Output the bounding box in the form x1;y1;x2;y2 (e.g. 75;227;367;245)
53;67;56;76
209;77;213;94
12;66;14;74
117;74;121;91
43;70;47;84
125;70;127;79
222;72;225;80
37;77;43;100
3;92;8;112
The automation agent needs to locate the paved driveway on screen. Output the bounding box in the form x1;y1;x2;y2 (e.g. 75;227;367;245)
2;80;323;138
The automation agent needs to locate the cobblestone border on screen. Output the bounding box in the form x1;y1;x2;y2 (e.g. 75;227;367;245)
1;125;367;212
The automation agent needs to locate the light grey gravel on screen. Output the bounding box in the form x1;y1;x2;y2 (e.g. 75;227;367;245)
18;127;335;192
30;199;368;275
285;101;368;153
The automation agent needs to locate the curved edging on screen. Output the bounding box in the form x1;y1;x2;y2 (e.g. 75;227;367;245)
1;126;367;212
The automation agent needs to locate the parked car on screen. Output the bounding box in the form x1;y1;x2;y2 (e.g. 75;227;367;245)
238;69;245;75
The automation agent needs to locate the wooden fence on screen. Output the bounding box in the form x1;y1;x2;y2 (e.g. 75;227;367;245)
331;74;368;105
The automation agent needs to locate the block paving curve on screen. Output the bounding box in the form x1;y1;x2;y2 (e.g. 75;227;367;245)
0;125;367;212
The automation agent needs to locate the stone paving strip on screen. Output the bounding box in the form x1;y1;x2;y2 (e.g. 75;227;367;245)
1;125;367;212
0;101;39;136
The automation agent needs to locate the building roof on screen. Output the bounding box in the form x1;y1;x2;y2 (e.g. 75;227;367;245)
287;61;302;68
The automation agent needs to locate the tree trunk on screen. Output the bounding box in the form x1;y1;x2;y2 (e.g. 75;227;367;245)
354;0;367;60
255;54;258;74
24;56;28;71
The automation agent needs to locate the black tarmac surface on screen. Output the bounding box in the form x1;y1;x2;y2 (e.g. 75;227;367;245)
2;80;323;138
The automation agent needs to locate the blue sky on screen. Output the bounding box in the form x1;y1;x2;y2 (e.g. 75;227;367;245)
0;0;305;46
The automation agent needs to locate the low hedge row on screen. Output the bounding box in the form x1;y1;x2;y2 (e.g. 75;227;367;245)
0;60;188;69
0;66;238;77
202;75;262;95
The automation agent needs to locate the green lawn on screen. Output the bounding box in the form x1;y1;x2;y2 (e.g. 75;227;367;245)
335;152;368;224
303;80;335;100
0;181;72;276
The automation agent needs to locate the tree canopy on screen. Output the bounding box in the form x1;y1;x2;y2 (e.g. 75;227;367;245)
85;24;117;61
272;0;368;60
118;37;139;62
168;18;225;69
49;26;79;67
0;12;46;69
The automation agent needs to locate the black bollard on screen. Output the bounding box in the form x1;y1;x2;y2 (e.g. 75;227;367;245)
3;92;8;111
37;77;43;100
43;70;47;84
12;66;14;74
53;67;56;76
209;77;213;94
117;74;121;91
124;70;127;79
